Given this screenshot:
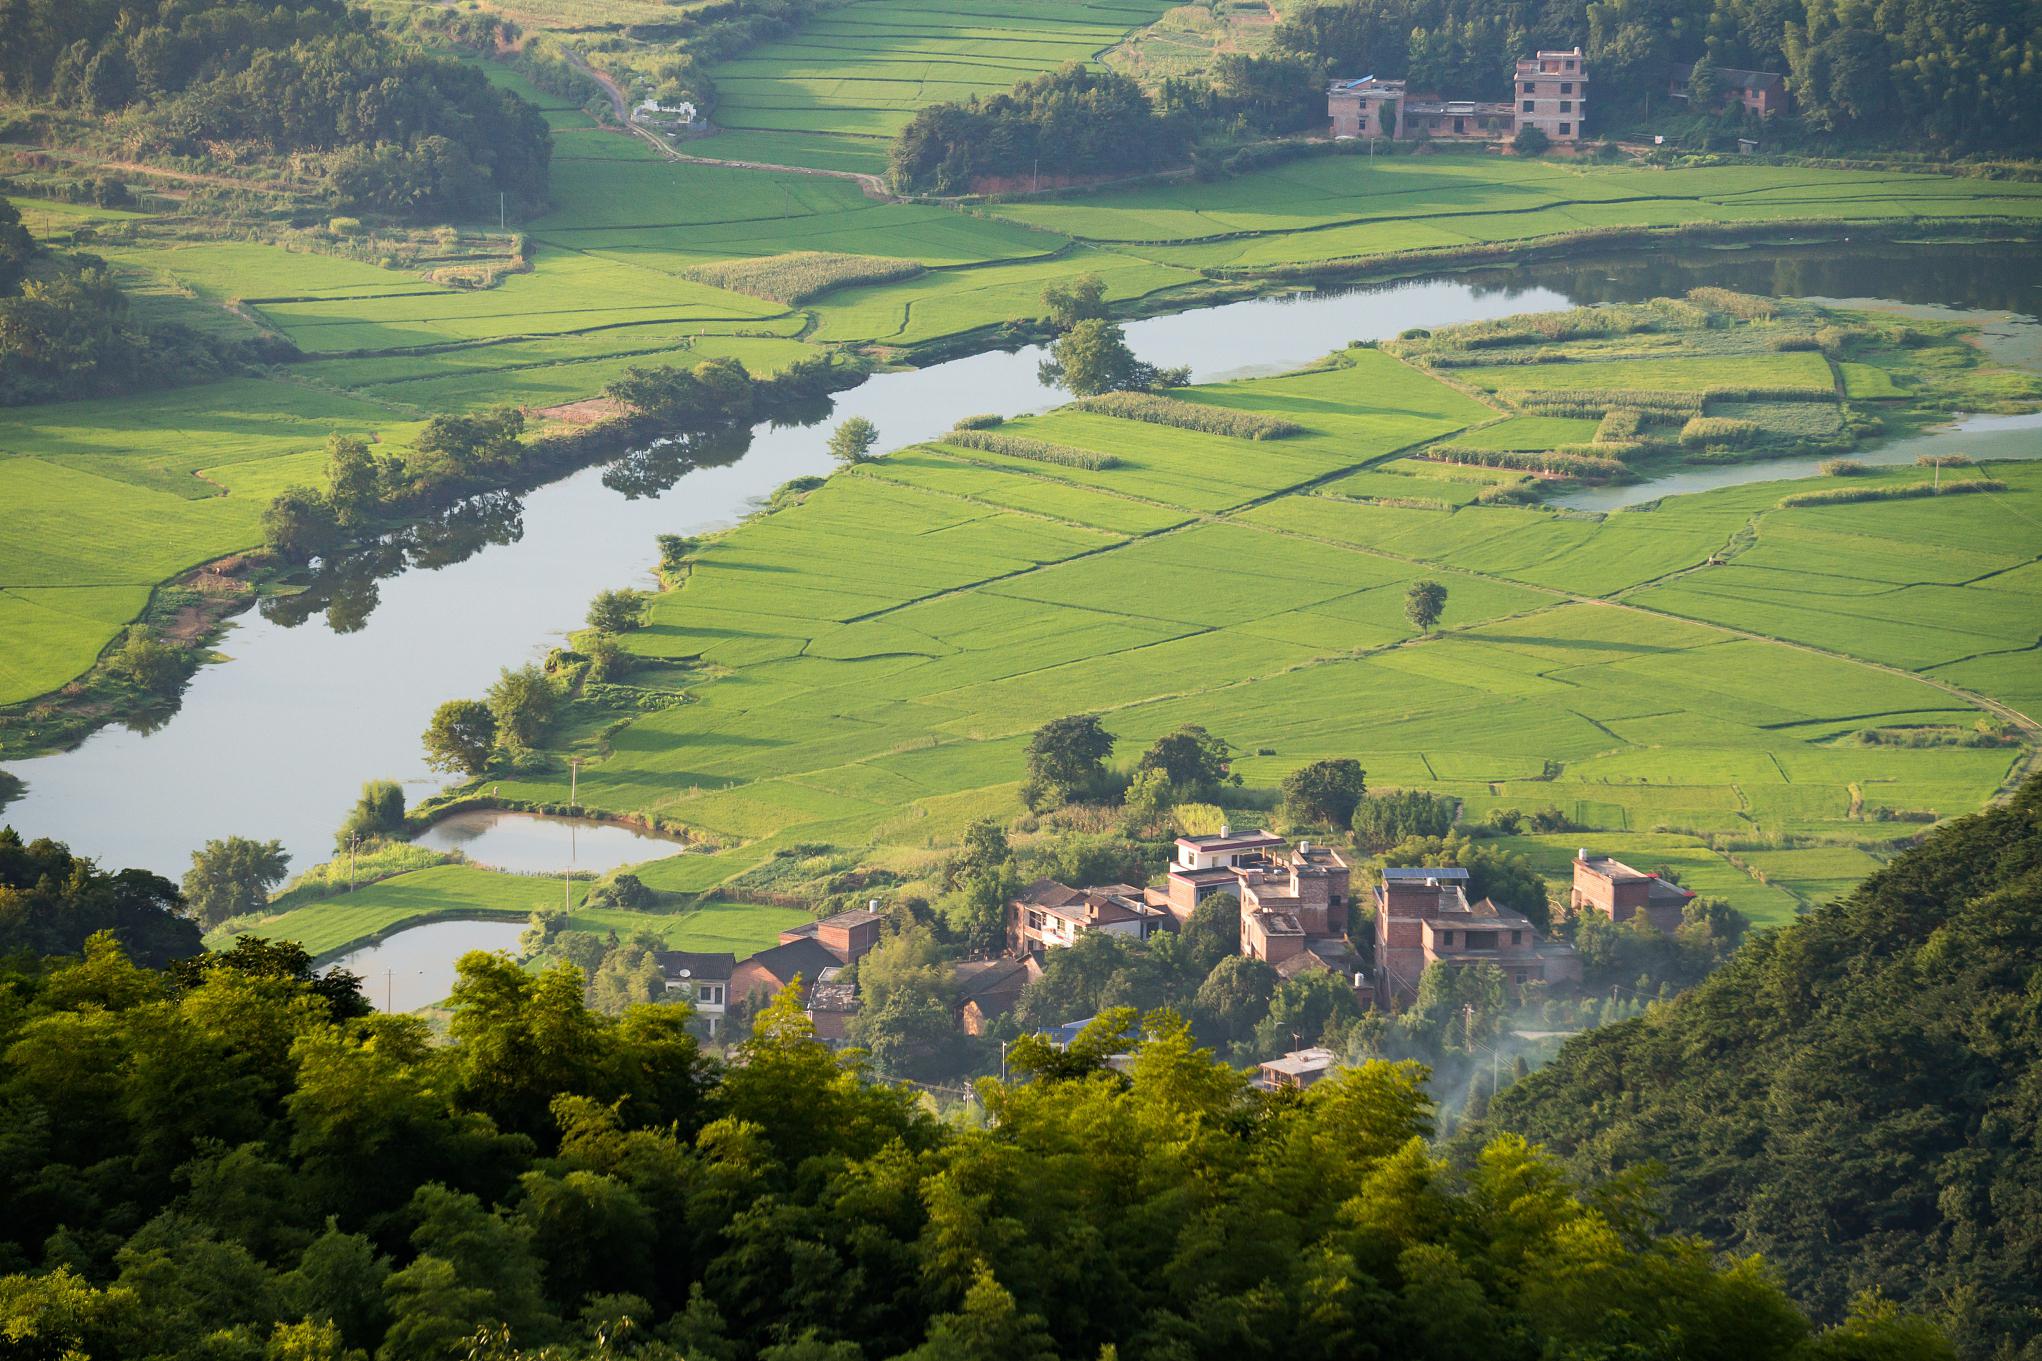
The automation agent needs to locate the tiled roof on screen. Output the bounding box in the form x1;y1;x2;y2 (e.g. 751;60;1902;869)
1382;866;1469;882
820;907;882;929
1260;1046;1338;1077
739;937;842;986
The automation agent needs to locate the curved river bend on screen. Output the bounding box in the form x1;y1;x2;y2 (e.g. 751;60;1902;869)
4;242;2040;876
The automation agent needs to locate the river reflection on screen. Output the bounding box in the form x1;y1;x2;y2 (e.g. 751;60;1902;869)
415;809;685;875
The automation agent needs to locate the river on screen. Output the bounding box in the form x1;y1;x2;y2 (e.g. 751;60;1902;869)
3;240;2039;876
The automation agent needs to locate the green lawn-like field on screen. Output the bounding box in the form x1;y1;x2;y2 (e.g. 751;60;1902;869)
478;344;2036;918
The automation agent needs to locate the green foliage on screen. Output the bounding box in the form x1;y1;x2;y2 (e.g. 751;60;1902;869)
1494;775;2042;1353
1681;415;1762;447
1779;478;2005;507
1037;319;1189;398
1040;273;1107;331
889;64;1184;194
1404;579;1448;632
262;485;344;565
1282;758;1368;828
1068;390;1303;440
605;359;758;426
1136;724;1234;801
586;589;649;635
684;252;922;305
944;427;1121;469
1179;892;1243;979
422;699;498;778
486;664;558;755
0;827;198;966
110;629;184;696
0;197;35;295
1193;953;1276;1047
335;779;405;853
1512;124;1550;156
181;835;290;929
1381;831;1551;931
826;415;880;466
1021;714;1116;810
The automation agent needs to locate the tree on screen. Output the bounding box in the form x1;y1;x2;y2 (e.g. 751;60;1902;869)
0;828;199;966
1179;892;1242;978
1405;579;1448;632
336;779;405;851
585;589;648;634
1282;759;1367;828
1353;788;1457;852
1040;273;1107;330
324;435;393;529
181;836;290;928
110;630;182;695
1021;714;1116;809
1404;959;1507;1054
0;197;38;296
1380;832;1551;930
1256;968;1364;1052
1685;61;1724;113
1037;319;1191;397
826;416;879;466
1136;725;1233;800
263;486;342;564
486;664;557;754
1512;123;1551;155
1194;954;1276;1048
422;699;497;776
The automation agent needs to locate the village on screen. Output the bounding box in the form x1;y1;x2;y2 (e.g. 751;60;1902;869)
653;823;1703;1091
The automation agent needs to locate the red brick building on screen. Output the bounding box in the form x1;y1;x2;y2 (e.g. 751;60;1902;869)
778;905;883;964
1668;63;1787;118
1571;852;1694;933
1329;48;1588;146
1007;878;1172;955
1373;866;1579;1006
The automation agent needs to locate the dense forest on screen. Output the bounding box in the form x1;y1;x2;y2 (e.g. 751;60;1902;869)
1274;0;2042;149
1487;775;2042;1358
0;833;1955;1361
0;0;552;217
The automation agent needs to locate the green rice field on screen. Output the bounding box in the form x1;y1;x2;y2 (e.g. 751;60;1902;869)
473;345;2039;927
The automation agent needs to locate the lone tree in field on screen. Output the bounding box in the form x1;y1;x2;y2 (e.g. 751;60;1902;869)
1023;713;1116;809
1041;272;1108;330
1039;319;1189;397
487;663;558;754
1281;758;1367;828
1405;579;1448;632
423;698;498;776
181;836;290;928
336;779;406;851
1137;724;1235;801
828;416;880;466
587;588;649;634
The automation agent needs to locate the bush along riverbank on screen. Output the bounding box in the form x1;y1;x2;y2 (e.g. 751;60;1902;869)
0;353;867;767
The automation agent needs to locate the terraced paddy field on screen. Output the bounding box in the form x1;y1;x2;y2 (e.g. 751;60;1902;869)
458;342;2040;929
702;0;1177;173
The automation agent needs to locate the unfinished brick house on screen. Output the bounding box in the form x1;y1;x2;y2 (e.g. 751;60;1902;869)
1164;829;1352;934
777;905;884;964
1373;866;1579;1006
1571;851;1695;934
1329;48;1588;146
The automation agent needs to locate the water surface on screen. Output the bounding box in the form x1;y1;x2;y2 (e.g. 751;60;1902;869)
330;917;526;1013
415;809;685;874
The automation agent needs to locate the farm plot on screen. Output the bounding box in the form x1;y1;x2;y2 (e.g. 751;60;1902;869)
703;0;1176;172
485;343;2021;906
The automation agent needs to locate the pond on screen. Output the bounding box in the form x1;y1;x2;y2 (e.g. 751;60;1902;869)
329;917;527;1014
4;240;2039;874
415;809;686;875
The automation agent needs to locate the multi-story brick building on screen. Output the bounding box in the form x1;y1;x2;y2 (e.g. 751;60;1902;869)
1329;48;1587;147
777;905;884;964
1008;878;1172;955
1162;829;1352;936
1571;851;1694;934
1373;866;1579;1006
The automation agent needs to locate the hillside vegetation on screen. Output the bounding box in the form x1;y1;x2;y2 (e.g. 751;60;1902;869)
0;889;1963;1361
1488;774;2042;1358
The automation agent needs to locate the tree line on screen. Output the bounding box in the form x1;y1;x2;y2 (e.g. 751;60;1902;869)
0;846;1954;1360
0;0;553;218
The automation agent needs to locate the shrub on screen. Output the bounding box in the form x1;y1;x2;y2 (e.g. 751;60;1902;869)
1686;286;1779;320
1679;416;1761;447
1512;124;1550;156
1594;409;1644;443
1423;446;1627;478
946;429;1120;469
684;252;923;304
1778;479;2005;507
1069;391;1301;439
1916;452;1973;467
953;412;1005;430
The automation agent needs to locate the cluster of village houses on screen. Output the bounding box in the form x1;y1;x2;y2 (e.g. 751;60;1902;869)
655;825;1694;1089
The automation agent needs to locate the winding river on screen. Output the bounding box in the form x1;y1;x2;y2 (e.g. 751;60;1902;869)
4;240;2039;877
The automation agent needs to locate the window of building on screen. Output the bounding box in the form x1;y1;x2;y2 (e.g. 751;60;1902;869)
1560;101;1572;112
1437;929;1453;947
1514;970;1528;985
1559;122;1572;135
1466;932;1496;951
1522;100;1535;112
697;984;725;1006
1522;82;1535;93
1510;930;1522;944
1561;82;1573;93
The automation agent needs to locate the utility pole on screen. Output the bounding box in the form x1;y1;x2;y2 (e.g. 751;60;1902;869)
1464;1002;1475;1052
348;832;359;892
499;191;506;233
569;756;581;813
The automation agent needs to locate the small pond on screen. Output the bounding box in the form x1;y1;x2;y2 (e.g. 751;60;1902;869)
415;809;686;875
330;917;526;1013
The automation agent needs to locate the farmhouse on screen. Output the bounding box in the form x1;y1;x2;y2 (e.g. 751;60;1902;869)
804;966;861;1047
1257;1046;1340;1091
731;935;844;1005
1008;877;1172;954
954;956;1042;1035
1572;851;1695;933
656;950;736;1037
1329;49;1588;146
1373;867;1579;1006
631;98;703;131
1163;829;1352;931
778;904;884;964
1667;63;1787;118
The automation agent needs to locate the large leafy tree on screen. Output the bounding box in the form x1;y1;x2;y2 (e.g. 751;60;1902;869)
1021;713;1115;809
180;835;290;928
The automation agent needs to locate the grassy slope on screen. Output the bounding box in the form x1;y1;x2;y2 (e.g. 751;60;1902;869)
460;347;2038;929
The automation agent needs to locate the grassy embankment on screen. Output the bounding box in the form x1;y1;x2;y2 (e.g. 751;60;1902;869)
4;143;2040;731
331;321;2035;934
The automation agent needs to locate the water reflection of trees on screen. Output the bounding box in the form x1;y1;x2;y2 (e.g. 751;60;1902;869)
261;491;526;634
600;423;755;499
